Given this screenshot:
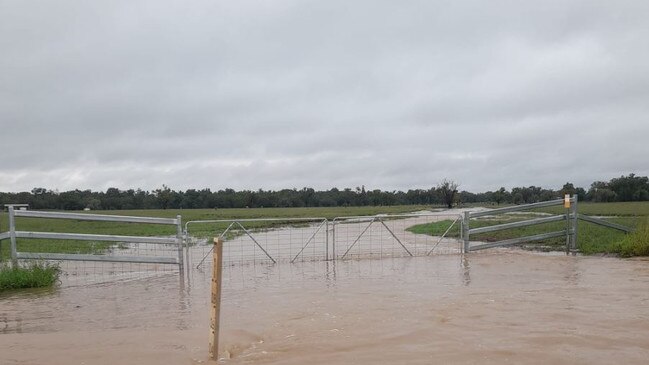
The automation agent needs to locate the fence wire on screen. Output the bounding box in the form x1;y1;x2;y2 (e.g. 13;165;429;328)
186;218;329;268
332;214;462;259
2;211;464;285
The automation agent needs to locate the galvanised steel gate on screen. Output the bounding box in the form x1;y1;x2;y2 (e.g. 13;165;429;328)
3;197;636;275
185;213;463;267
462;197;578;253
331;213;463;259
2;206;184;269
185;217;329;268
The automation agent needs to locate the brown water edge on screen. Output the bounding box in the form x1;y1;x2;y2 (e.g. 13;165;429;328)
2;251;649;365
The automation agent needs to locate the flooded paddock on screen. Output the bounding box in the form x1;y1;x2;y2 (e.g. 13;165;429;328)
2;251;649;365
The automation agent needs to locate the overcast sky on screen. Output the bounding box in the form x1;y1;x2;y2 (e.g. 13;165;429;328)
1;1;648;193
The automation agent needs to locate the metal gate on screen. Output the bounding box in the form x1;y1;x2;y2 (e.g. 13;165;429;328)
185;217;329;268
185;213;463;267
331;213;463;259
1;206;184;269
463;196;577;252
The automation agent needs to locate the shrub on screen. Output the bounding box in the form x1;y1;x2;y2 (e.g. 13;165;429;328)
617;218;649;257
0;262;61;291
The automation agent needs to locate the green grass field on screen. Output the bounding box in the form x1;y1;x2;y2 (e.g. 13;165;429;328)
0;205;430;261
538;201;649;216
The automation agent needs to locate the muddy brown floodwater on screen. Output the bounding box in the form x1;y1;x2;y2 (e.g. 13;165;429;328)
2;251;649;365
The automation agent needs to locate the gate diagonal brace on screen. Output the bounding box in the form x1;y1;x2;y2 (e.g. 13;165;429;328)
236;222;277;264
426;216;460;256
341;218;376;259
341;217;414;259
377;218;413;257
196;222;235;269
291;220;326;263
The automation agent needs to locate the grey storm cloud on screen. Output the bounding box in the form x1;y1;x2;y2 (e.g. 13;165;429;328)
1;0;648;193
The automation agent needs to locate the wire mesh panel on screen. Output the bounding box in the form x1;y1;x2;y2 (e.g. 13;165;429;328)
187;218;329;268
332;214;462;260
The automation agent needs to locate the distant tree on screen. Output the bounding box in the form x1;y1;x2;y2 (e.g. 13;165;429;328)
560;182;576;197
492;187;508;205
84;197;101;210
154;185;173;209
609;173;649;201
575;187;587;200
512;192;524;204
588;181;617;202
437;179;459;209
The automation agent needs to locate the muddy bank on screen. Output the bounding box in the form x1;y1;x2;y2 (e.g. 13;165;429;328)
2;251;649;364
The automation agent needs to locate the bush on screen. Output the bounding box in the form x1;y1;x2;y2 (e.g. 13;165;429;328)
0;262;61;291
617;218;649;257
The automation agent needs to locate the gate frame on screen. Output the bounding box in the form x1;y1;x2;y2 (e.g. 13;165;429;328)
464;196;577;253
331;213;464;259
3;206;184;269
186;217;329;268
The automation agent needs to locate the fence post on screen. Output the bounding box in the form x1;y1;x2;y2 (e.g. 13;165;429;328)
8;206;17;267
325;220;329;261
463;211;470;253
564;194;571;254
571;195;578;253
209;238;224;360
331;220;336;259
176;215;184;272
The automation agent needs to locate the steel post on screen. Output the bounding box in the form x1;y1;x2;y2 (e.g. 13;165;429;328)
209;238;223;360
564;197;571;255
571;195;578;253
463;211;470;253
332;220;336;259
176;215;184;272
9;206;17;267
325;220;329;261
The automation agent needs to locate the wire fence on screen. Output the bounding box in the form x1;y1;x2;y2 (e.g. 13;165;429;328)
186;213;463;269
186;218;329;268
1;209;464;285
332;214;463;259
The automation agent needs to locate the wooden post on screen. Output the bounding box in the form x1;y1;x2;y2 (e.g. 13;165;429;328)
209;238;223;360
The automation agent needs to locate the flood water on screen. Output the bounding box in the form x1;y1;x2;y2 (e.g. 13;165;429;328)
2;251;649;364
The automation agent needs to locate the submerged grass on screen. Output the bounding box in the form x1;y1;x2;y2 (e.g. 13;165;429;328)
0;262;61;291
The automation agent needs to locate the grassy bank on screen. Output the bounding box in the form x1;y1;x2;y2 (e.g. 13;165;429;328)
616;218;649;257
0;205;430;261
0;263;60;292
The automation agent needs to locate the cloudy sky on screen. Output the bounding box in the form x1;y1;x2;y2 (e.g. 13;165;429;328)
1;0;648;193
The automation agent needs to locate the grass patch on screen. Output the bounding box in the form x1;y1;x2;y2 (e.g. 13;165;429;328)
0;262;61;292
12;239;115;257
616;218;649;257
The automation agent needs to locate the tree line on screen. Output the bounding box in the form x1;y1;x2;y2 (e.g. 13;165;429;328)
1;174;647;211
